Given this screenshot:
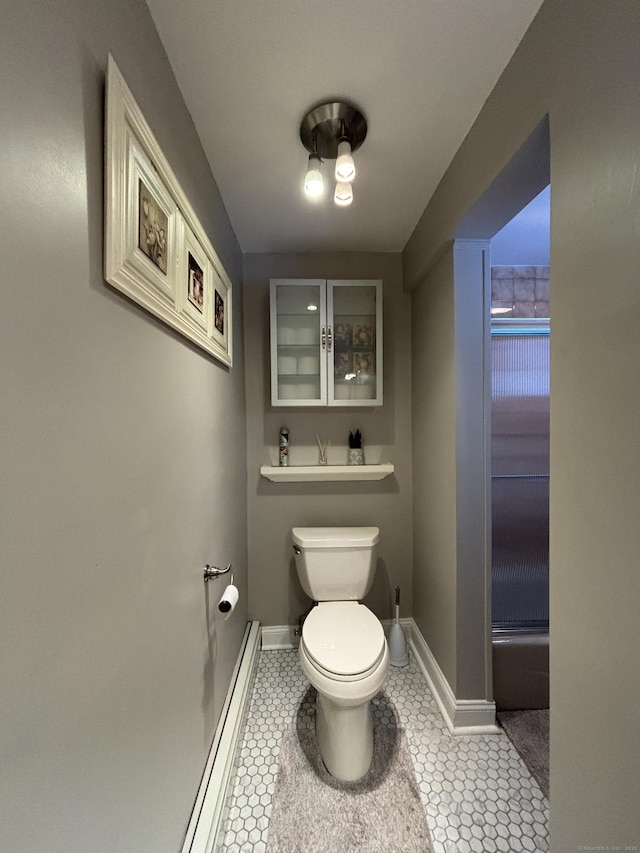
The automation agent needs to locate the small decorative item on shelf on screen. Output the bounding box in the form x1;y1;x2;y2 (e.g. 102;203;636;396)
316;433;328;466
279;426;289;466
347;429;365;465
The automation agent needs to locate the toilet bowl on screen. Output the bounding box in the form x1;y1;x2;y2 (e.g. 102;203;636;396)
299;601;389;780
292;527;389;782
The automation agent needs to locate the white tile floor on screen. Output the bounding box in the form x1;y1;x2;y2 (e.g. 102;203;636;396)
216;647;549;853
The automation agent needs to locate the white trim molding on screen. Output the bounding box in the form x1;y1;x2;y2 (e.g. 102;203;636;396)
261;619;413;651
181;621;261;853
105;57;233;366
408;619;499;736
261;624;300;650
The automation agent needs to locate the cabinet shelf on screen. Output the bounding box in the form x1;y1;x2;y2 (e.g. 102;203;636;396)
335;313;376;320
334;345;375;351
260;463;394;482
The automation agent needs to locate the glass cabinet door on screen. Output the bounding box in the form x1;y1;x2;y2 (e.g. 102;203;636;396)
270;279;326;406
328;280;382;406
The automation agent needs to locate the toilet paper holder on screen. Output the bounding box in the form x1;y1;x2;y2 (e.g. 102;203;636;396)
203;563;232;582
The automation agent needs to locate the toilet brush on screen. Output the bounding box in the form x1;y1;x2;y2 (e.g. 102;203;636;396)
389;585;409;667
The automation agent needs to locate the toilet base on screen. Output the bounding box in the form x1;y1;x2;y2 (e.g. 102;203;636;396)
316;691;373;782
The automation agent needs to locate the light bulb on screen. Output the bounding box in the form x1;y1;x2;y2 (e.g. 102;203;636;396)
304;154;323;198
334;181;353;207
335;139;355;182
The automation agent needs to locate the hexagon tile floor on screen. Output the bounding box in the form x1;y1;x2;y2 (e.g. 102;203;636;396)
216;648;548;853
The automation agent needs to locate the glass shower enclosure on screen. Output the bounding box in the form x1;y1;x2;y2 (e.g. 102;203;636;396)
491;322;550;630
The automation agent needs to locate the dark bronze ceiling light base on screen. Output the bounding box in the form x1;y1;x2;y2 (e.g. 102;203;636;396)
299;101;367;159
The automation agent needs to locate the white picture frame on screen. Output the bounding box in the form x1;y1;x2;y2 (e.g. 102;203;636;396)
104;55;233;366
176;214;212;336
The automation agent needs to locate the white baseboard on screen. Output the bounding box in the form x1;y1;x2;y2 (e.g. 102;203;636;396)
181;620;261;853
260;624;299;650
381;616;414;634
260;618;414;651
408;618;499;736
259;618;498;736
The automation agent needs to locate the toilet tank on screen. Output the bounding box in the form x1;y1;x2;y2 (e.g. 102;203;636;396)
292;527;379;601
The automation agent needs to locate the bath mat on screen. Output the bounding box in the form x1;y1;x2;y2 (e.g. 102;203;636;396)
265;726;433;853
498;709;549;799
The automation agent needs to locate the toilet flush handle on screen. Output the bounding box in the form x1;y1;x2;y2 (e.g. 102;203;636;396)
293;545;301;555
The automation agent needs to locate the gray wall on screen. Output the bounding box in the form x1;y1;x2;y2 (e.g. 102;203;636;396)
243;253;412;627
411;241;491;700
490;185;550;266
405;0;640;847
0;1;246;851
411;248;458;684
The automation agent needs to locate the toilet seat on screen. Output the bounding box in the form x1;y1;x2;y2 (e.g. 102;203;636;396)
302;602;386;681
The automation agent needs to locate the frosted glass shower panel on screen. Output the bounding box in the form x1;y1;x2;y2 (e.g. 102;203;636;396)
491;331;550;628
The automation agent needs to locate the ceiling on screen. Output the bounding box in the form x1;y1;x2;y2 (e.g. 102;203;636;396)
145;0;544;255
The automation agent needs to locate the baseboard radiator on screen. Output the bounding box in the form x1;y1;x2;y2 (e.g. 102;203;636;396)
182;615;499;852
181;620;261;853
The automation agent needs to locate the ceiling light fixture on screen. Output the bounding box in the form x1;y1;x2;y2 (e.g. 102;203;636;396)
335;138;355;183
304;153;324;198
334;181;353;207
300;101;367;207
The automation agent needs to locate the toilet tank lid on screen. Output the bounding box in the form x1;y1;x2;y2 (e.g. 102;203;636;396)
292;526;379;549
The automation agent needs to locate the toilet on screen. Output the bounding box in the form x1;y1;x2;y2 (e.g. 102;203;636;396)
292;526;389;782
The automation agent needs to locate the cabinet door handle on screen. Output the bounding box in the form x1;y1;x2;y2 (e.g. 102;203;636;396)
327;326;332;352
321;327;326;351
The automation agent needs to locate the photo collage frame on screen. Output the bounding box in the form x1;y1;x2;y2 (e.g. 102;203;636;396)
104;56;232;366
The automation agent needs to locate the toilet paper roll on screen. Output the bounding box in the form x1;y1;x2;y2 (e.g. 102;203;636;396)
295;327;316;345
354;384;374;400
333;383;351;399
218;583;239;620
297;355;319;375
297;383;317;398
277;326;295;345
277;355;297;374
279;383;297;399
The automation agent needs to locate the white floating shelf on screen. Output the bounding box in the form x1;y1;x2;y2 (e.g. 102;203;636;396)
260;463;394;483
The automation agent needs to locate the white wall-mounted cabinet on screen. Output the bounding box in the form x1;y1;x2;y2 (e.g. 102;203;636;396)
270;279;382;407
